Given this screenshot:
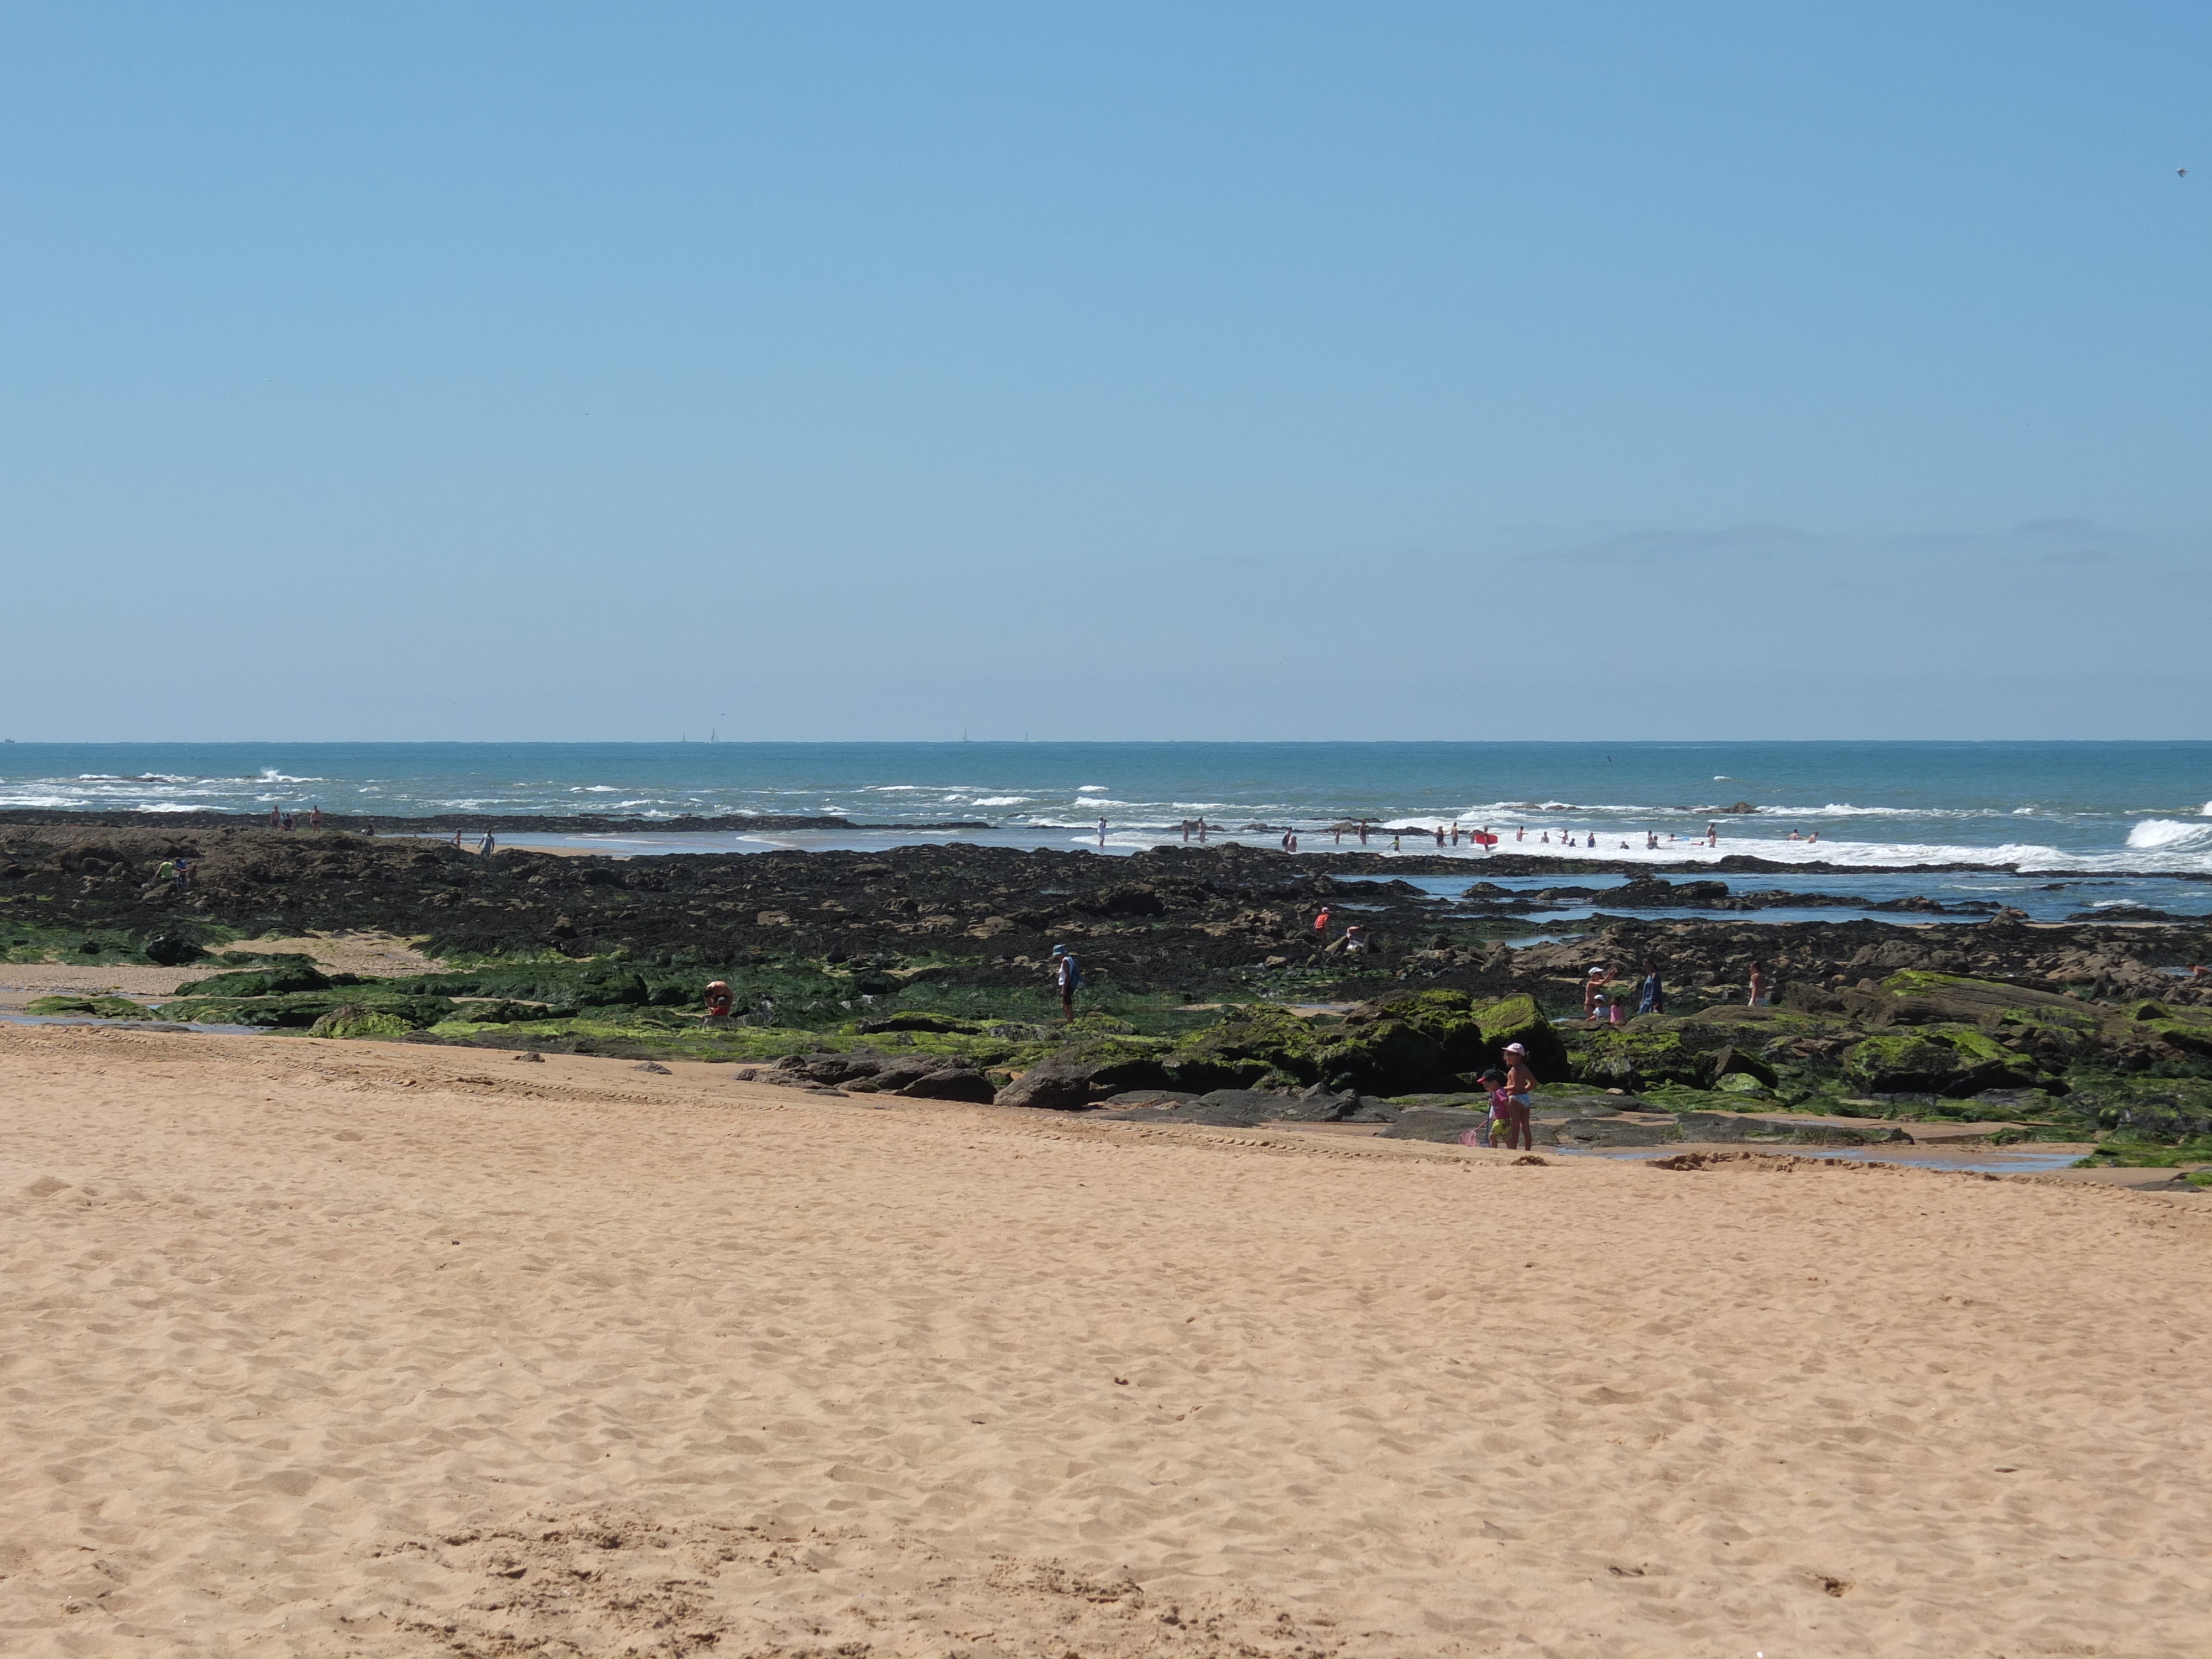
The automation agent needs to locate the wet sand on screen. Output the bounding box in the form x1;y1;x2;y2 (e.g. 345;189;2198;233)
3;1022;2209;1656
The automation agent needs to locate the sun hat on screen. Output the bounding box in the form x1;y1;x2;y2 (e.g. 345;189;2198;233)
1051;944;1069;955
1503;1042;1526;1055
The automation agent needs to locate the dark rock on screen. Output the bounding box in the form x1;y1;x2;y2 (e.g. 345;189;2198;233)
1708;1045;1778;1088
1590;878;1731;908
994;1058;1111;1112
894;1068;997;1104
1549;1115;1679;1147
142;935;205;966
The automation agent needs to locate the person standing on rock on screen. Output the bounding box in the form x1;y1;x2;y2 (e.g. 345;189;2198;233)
1746;959;1767;1007
1052;944;1082;1021
1098;816;1108;847
1636;958;1664;1016
1500;1043;1537;1151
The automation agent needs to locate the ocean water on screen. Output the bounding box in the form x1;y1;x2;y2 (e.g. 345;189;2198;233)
3;740;2209;876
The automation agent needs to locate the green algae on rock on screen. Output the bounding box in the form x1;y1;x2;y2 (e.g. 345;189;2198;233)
24;995;147;1019
307;1005;418;1039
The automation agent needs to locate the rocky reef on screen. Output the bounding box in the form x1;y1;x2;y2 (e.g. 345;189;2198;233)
4;823;2207;1160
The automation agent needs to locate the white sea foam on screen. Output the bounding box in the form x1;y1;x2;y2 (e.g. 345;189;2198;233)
2127;818;2212;851
1078;785;1107;792
969;796;1030;807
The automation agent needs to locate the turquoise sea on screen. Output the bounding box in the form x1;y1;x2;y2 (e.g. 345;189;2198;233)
4;741;2208;878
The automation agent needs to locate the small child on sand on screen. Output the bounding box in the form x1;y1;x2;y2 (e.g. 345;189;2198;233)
1457;1070;1509;1149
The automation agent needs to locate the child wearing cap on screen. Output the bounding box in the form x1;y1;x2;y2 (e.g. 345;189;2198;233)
1477;1068;1509;1148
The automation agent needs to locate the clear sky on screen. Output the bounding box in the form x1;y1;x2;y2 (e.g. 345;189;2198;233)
2;2;2205;742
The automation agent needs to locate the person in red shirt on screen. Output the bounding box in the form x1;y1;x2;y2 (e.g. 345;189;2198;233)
703;980;734;1020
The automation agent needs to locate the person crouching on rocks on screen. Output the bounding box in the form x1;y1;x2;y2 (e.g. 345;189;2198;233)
703;980;734;1022
1052;944;1082;1021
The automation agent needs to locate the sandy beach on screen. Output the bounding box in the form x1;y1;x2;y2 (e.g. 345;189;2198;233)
3;1022;2209;1657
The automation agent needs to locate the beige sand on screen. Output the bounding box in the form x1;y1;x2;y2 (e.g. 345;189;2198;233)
3;1024;2208;1657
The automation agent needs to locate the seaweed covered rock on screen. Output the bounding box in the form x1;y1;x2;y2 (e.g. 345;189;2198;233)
855;1011;988;1036
307;1005;416;1040
1572;1024;1713;1089
1707;1045;1778;1088
1841;1028;2042;1096
25;995;145;1019
1158;1006;1325;1093
2125;1003;2212;1060
156;990;456;1030
1332;990;1566;1086
180;962;333;998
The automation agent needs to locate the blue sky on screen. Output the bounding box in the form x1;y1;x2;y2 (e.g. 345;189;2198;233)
2;2;2205;741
